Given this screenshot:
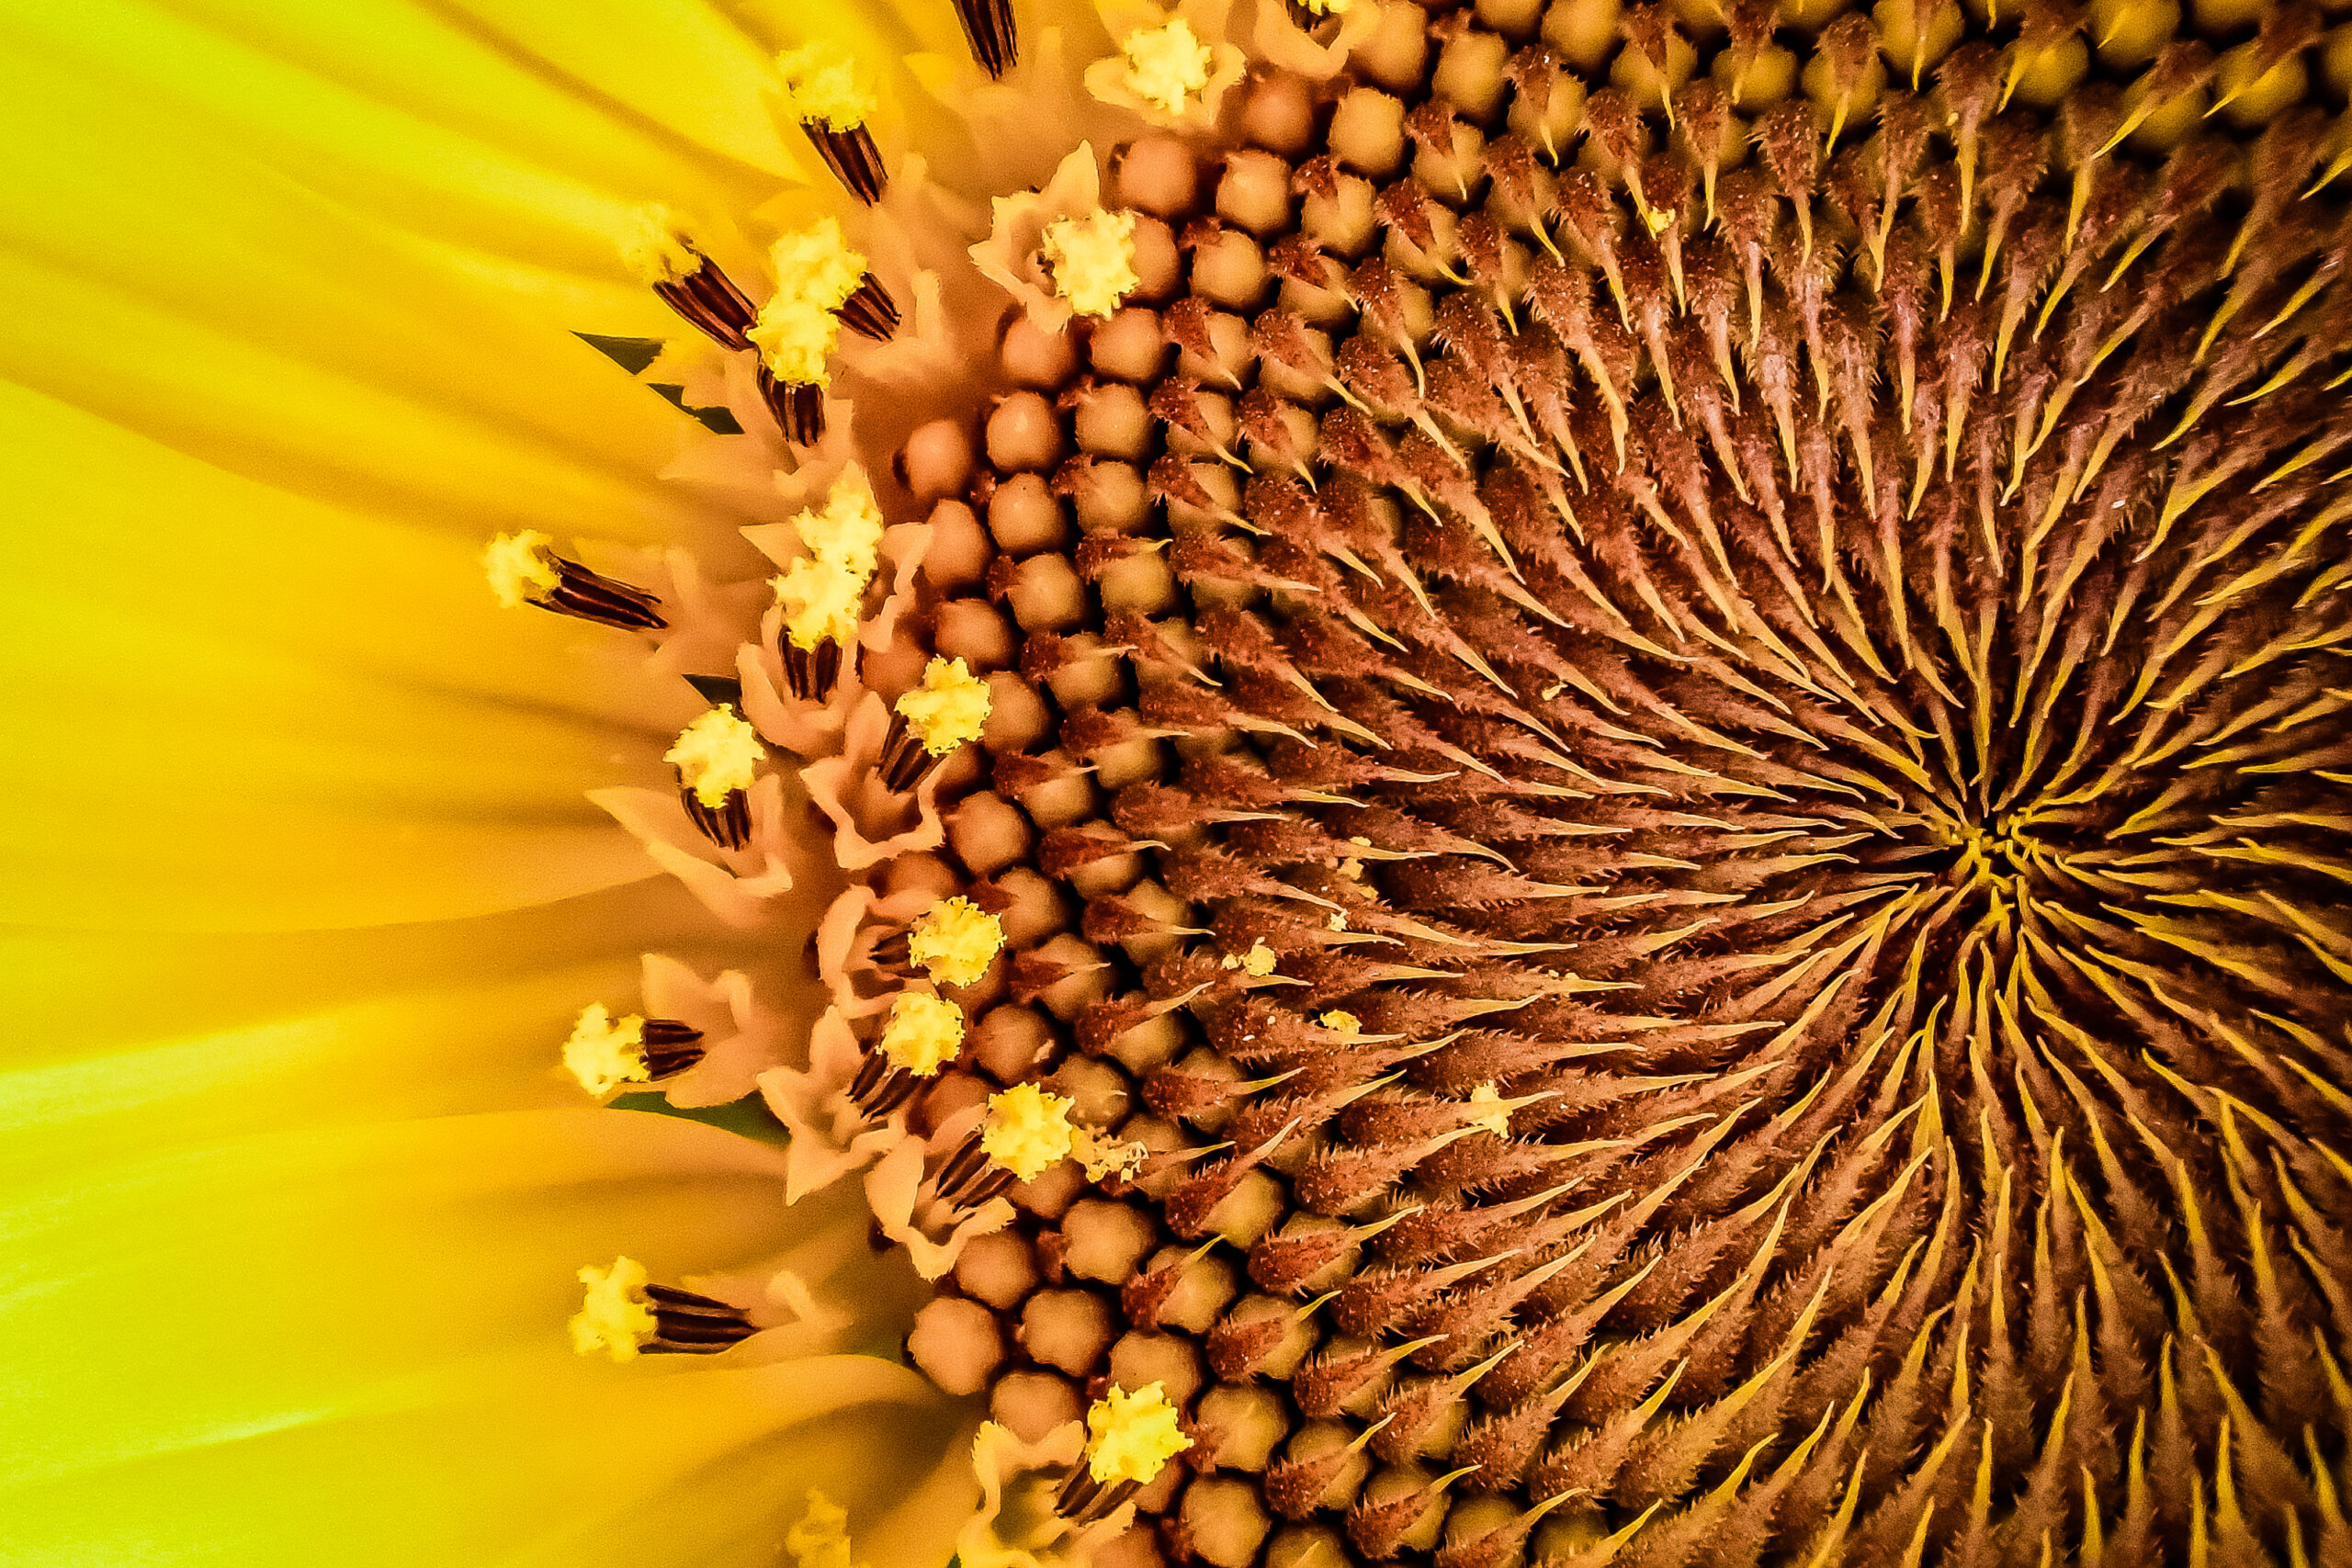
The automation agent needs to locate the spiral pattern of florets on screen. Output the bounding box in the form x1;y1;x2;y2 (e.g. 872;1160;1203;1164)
859;2;2352;1563
555;0;2352;1562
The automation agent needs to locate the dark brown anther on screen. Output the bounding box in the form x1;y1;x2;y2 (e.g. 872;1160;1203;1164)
1055;1469;1142;1526
803;122;888;205
866;926;918;976
640;1283;758;1354
952;0;1016;78
639;1018;707;1079
757;367;826;446
780;637;848;705
847;1045;923;1117
839;272;901;341
539;553;667;632
878;711;950;793
653;254;759;352
932;1129;1017;1211
680;784;752;851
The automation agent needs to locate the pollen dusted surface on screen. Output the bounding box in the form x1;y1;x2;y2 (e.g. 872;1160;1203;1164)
549;0;2352;1563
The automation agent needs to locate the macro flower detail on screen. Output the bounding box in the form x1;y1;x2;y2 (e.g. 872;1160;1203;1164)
981;1080;1080;1180
1084;1382;1193;1486
779;42;888;203
908;894;1011;987
482;529;668;630
33;0;2352;1563
882;990;969;1078
560;1001;709;1097
664;703;766;848
542;0;2352;1545
1044;209;1147;320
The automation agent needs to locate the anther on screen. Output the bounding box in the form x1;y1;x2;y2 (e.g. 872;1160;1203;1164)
775;557;861;703
881;656;993;792
638;1282;759;1354
561;1003;706;1096
953;0;1017;78
619;207;758;351
777;43;888;204
751;218;881;445
872;894;1006;987
482;531;666;631
570;1257;756;1360
665;705;763;850
935;1081;1075;1210
1057;1382;1193;1522
1044;210;1143;321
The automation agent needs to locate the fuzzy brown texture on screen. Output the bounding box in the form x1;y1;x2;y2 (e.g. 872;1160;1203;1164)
859;3;2352;1566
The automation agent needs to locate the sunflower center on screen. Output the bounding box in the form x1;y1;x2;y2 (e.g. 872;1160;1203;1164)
550;0;2352;1562
872;0;2352;1556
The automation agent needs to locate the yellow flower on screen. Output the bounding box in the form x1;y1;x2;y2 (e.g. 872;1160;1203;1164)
21;1;2352;1566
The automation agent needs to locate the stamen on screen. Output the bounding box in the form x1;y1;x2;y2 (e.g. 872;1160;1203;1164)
905;894;1008;987
481;531;665;631
881;656;992;791
1058;1382;1193;1521
978;1081;1077;1181
774;556;864;702
638;1282;759;1353
1120;17;1216;115
1042;210;1143;321
878;989;967;1077
846;1043;924;1118
757;369;827;446
560;1003;706;1096
664;705;763;850
776;44;888;204
951;0;1017;79
570;1258;755;1360
838;273;902;342
750;219;881;445
619;207;758;351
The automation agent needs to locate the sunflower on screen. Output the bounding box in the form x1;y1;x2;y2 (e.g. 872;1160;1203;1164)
13;0;2352;1564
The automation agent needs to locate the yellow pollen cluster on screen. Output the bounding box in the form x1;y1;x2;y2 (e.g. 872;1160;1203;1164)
1119;17;1213;115
1071;1125;1148;1183
775;556;867;651
895;657;992;754
1318;1009;1361;1036
1467;1081;1512;1137
786;1490;865;1568
665;705;763;807
1297;0;1351;12
570;1257;656;1361
770;219;866;313
562;1003;650;1097
1083;1382;1193;1485
481;530;560;608
1222;939;1277;976
617;204;699;286
775;468;887;650
879;990;965;1077
748;298;840;386
750;219;867;386
1040;209;1140;320
907;896;1005;987
776;43;876;130
980;1082;1076;1180
795;468;886;581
